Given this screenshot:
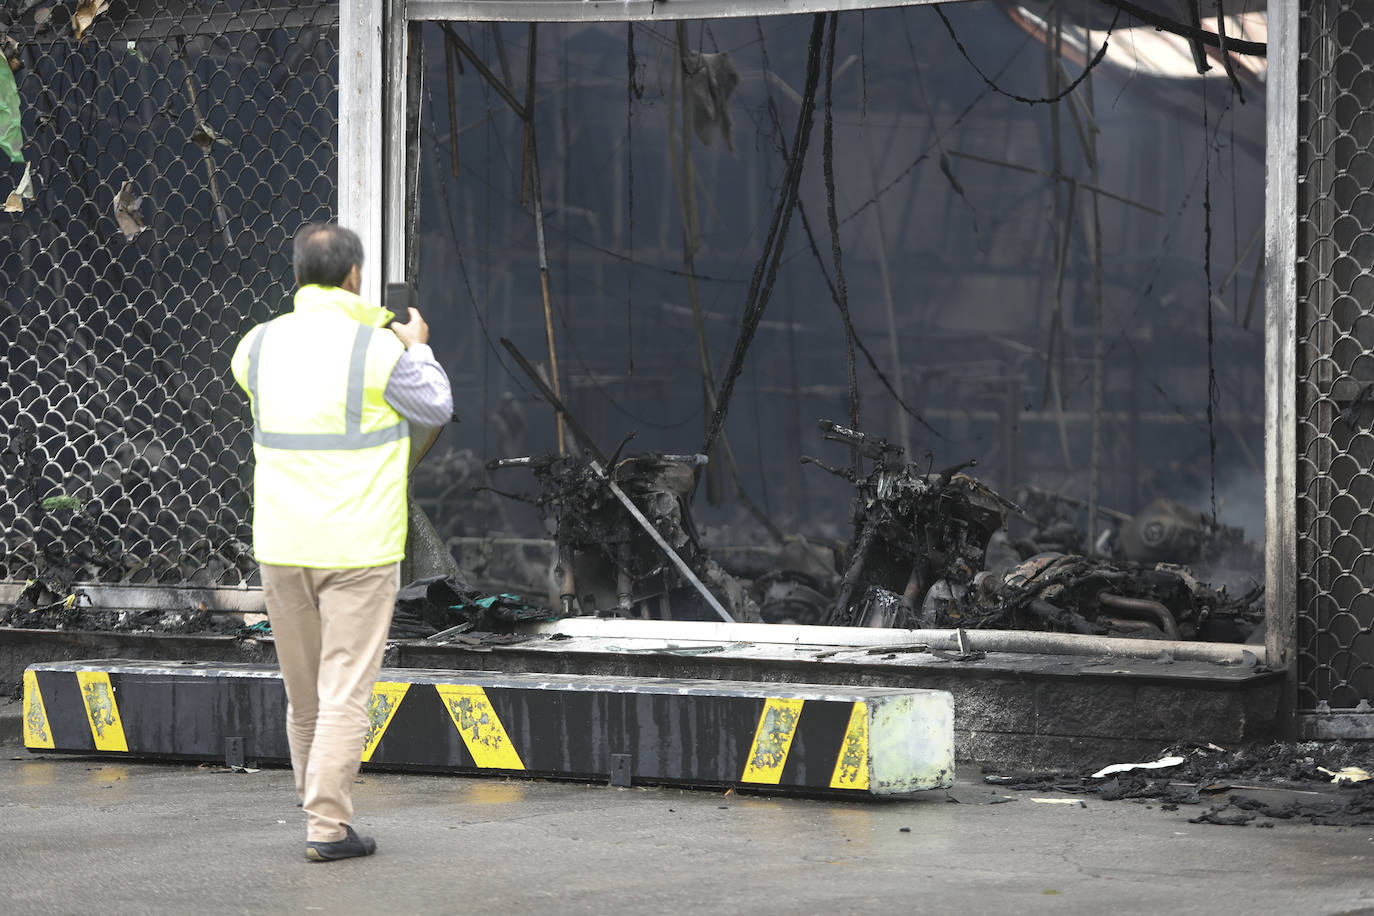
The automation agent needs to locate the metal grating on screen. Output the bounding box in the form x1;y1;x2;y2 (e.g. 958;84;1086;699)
0;2;339;588
1295;1;1374;712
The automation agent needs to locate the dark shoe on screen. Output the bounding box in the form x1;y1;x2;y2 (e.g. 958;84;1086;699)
305;825;377;862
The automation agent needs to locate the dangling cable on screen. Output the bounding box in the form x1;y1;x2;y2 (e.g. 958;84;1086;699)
822;12;861;468
934;5;1119;106
754;15;940;440
1203;79;1219;528
700;14;826;457
625;22;639;376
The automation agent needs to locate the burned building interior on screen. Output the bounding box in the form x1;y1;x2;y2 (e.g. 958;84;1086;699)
401;1;1269;646
0;0;1269;655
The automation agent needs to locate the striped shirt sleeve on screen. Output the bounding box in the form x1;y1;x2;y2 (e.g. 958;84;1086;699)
384;343;454;428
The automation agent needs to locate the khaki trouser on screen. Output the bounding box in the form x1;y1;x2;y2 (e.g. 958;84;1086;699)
261;562;399;843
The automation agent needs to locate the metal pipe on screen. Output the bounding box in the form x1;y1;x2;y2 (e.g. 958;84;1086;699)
1027;598;1097;635
1097;592;1180;640
1099;616;1159;635
442;24;527;119
526;618;1264;667
555;543;577;616
656;454;710;467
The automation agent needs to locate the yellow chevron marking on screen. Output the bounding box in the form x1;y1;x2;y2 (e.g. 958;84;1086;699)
829;702;870;791
435;685;525;770
360;682;410;763
76;671;128;753
22;669;54;750
742;697;804;784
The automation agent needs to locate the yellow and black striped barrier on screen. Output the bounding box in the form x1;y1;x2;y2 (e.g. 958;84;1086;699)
24;661;954;795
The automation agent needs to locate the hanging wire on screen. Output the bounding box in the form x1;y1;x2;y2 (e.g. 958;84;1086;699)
421;116;747;285
547;273;706;431
426;71;530;399
700;14;828;457
828;29;1036;234
1202;77;1219;527
933;4;1120;106
859;11;869;121
822;12;862;459
625;22;638;375
754;15;942;439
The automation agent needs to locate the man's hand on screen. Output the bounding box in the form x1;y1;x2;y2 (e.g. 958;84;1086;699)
390;307;429;349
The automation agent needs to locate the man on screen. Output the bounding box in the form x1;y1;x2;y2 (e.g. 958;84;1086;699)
230;223;453;862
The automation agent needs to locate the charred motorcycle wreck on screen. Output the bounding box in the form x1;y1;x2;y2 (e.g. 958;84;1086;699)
480;415;1262;645
487;448;760;622
799;419;1264;643
464;339;1264;643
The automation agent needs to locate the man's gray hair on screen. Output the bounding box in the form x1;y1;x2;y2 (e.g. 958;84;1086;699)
293;223;364;288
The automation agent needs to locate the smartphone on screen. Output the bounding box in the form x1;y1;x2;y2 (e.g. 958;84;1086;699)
386;281;415;321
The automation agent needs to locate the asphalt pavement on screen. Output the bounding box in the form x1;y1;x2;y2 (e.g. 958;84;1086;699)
1;741;1372;916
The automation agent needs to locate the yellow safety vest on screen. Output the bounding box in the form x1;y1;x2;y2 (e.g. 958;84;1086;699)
230;285;410;568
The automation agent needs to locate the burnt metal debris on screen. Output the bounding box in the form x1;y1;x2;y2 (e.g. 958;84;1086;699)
786;419;1264;642
984;742;1374;829
391;573;555;640
487;450;759;623
0;574;239;635
459;415;1262;644
493;336;757;622
802;419;1011;629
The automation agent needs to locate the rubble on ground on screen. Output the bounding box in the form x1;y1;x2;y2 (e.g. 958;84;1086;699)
983;742;1374;827
1;577;239;634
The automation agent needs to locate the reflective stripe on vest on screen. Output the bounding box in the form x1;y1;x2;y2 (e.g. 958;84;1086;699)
245;323;407;450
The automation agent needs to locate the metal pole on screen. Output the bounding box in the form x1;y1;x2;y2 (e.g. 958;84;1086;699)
383;0;409;290
522;25;567;455
1083;32;1105;555
339;0;385;306
668;21;723;502
1264;0;1299;736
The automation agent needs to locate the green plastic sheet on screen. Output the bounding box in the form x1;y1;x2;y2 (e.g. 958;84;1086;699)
0;63;22;163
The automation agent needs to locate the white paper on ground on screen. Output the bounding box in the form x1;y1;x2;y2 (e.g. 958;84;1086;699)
1091;755;1185;779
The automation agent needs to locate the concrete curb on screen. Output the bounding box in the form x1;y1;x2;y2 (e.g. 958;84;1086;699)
1;698;21;746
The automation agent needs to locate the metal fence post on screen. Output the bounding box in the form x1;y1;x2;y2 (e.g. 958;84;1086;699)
340;0;385;306
1265;0;1299;737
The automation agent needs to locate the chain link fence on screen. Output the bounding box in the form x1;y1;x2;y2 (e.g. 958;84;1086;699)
0;1;338;591
1296;1;1374;712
